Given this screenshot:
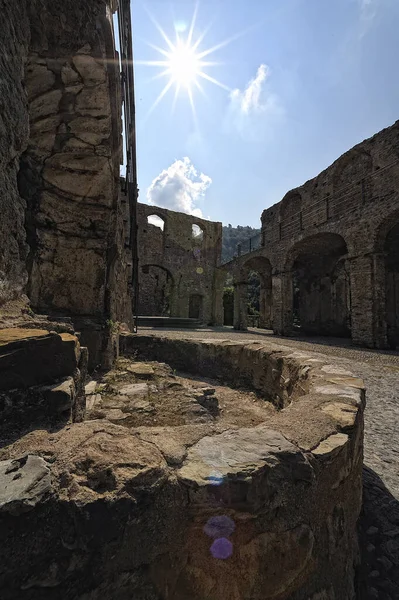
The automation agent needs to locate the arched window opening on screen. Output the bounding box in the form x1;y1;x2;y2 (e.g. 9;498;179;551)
147;214;165;231
192;224;204;241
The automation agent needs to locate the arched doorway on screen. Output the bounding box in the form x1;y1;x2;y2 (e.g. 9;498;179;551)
189;294;203;319
240;256;273;329
287;233;351;337
139;264;174;317
385;222;399;348
222;272;234;326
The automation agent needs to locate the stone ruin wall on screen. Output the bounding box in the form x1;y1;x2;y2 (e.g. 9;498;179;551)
136;202;223;324
0;0;132;367
225;121;399;348
0;0;31;310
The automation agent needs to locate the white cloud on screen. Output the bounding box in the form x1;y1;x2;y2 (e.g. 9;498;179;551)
230;64;270;115
227;64;283;140
146;157;211;218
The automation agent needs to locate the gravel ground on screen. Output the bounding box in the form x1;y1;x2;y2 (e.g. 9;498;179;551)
139;326;399;599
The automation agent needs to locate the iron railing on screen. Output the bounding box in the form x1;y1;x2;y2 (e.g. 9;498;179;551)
237;232;262;257
219;232;262;266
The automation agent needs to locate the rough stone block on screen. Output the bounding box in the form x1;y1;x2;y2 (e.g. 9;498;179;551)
0;455;52;516
69;115;111;146
25;63;55;101
29;89;62;122
42;153;112;200
37;376;75;415
72;54;107;86
0;328;79;390
75;83;111;118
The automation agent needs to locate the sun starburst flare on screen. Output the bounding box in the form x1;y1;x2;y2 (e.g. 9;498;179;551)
137;5;247;121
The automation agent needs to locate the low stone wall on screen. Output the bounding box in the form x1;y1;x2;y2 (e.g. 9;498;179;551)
122;335;308;408
0;334;365;600
121;334;365;599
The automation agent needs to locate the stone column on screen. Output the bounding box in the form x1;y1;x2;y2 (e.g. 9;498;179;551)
233;282;248;330
20;0;127;368
349;255;375;347
272;272;293;336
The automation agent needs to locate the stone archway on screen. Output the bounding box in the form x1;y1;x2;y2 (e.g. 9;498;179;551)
139;264;174;317
221;271;234;326
285;233;351;337
384;221;399;348
235;256;273;330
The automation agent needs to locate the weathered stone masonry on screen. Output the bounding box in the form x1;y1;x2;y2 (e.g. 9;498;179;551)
222;121;399;349
1;0;132;367
136;202;222;325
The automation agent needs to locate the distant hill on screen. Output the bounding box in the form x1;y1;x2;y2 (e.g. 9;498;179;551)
221;224;261;263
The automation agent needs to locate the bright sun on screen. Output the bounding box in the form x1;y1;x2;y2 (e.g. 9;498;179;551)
137;6;235;119
168;42;201;87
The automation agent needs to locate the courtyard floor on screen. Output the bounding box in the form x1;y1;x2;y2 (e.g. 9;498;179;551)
138;326;399;599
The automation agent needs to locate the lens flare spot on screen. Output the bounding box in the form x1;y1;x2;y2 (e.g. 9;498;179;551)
196;266;204;274
174;20;187;33
207;470;224;485
210;537;233;560
204;515;235;539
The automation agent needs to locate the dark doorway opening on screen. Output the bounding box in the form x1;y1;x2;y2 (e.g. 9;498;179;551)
385;222;399;349
189;294;203;320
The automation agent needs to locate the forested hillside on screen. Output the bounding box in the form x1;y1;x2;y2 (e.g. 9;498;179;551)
221;224;260;263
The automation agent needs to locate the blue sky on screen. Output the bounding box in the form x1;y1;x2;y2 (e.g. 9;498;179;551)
131;0;399;227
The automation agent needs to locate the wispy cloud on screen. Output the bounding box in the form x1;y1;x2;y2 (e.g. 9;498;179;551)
146;157;211;217
226;64;283;140
358;0;379;38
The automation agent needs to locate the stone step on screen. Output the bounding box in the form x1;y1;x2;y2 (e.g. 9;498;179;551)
0;328;79;391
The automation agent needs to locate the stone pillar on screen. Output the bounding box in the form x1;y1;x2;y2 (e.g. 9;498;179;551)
258;275;272;329
349;255;375;347
233;282;248;330
20;0;129;368
272;272;293;336
372;252;388;348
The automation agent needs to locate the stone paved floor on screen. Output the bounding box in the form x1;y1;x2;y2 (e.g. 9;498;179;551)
139;326;399;599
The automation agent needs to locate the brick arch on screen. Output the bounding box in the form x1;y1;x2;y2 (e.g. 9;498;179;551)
373;205;399;254
284;232;349;272
139;263;175;317
283;232;351;338
237;255;273;330
332;149;373;191
239;254;273;279
372;207;399;349
280;191;302;220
